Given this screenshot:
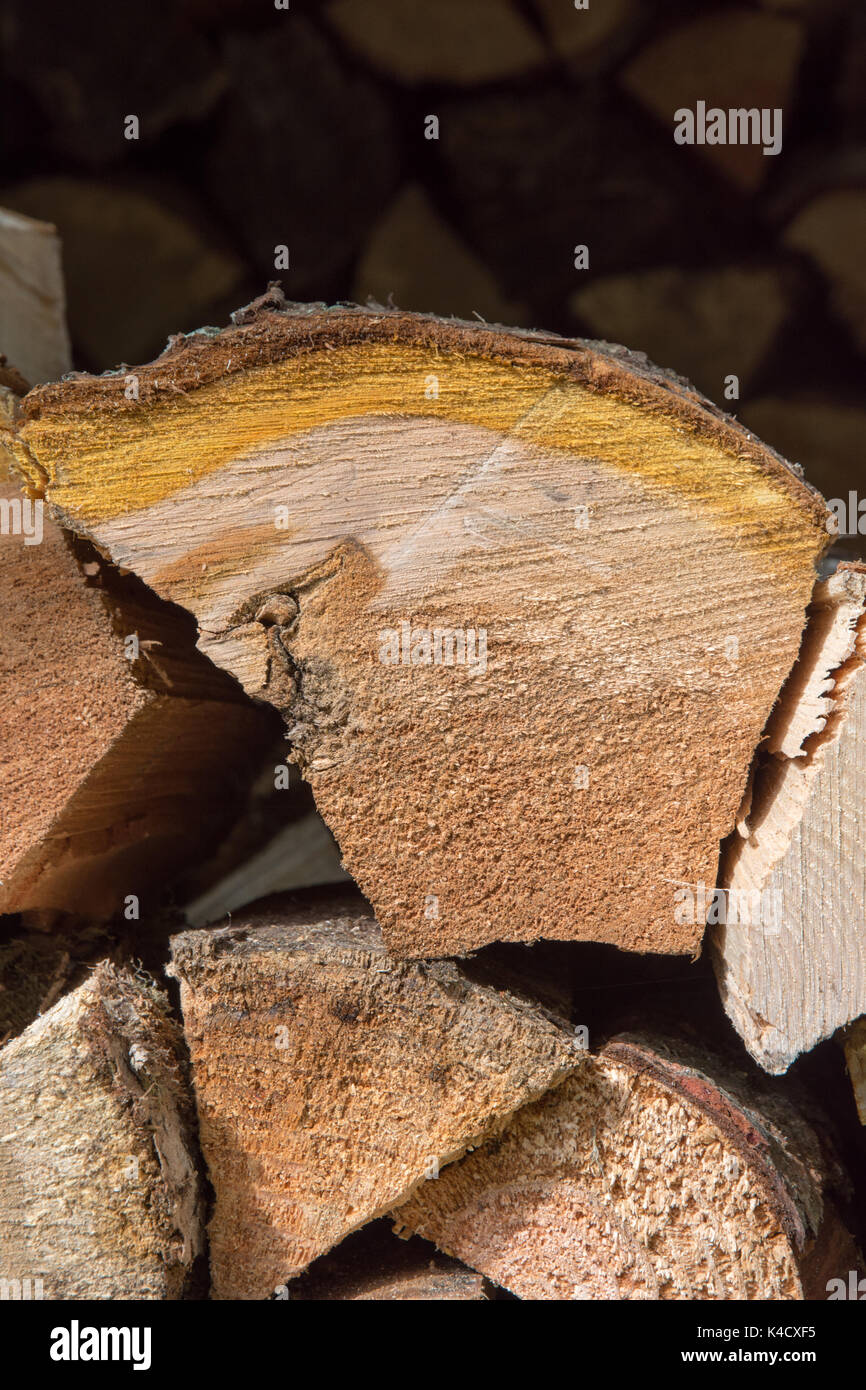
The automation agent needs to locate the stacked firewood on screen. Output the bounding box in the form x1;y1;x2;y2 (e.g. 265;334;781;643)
1;1;865;1301
1;201;864;1299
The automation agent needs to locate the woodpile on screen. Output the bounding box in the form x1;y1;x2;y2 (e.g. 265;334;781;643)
2;269;864;1299
2;0;865;1306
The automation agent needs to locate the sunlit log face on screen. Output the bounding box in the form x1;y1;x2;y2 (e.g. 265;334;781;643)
10;307;830;958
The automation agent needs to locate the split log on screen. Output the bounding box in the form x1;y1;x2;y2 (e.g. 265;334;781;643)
436;86;692;299
2;0;225;166
0;963;204;1299
533;0;641;75
392;1033;858;1300
0;464;276;920
183;813;348;928
324;0;547;84
167;893;578;1299
352;184;529;326
8;297;831;957
620;8;804;191
283;1222;491;1301
838;6;866;136
0;206;71;386
178;749;346;928
711;565;866;1073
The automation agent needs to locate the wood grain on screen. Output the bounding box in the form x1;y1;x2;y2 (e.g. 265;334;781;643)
7;299;831;958
392;1032;857;1300
168;892;578;1299
713;565;866;1072
0;963;204;1299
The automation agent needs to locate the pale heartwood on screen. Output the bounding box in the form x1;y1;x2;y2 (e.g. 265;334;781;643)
6;292;831;958
713;565;866;1073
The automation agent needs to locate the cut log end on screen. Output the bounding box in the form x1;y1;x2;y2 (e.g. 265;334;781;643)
0;963;205;1300
8;297;831;960
391;1032;857;1301
168;892;578;1299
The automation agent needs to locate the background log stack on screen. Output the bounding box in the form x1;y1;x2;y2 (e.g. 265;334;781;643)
1;0;865;1305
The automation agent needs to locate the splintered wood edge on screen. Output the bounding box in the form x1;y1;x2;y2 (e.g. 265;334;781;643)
714;564;866;1071
6;295;830;536
764;565;866;759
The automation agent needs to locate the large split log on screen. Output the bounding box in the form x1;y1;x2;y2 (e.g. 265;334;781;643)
392;1033;858;1301
0;963;204;1299
712;565;866;1073
167;893;578;1299
7;298;831;958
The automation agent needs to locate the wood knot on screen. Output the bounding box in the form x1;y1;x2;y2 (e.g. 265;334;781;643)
255;594;299;628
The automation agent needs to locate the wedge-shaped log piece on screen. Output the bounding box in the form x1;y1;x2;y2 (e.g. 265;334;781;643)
168;893;578;1299
11;296;829;956
712;565;866;1073
392;1033;857;1301
0;468;275;919
0;963;204;1299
